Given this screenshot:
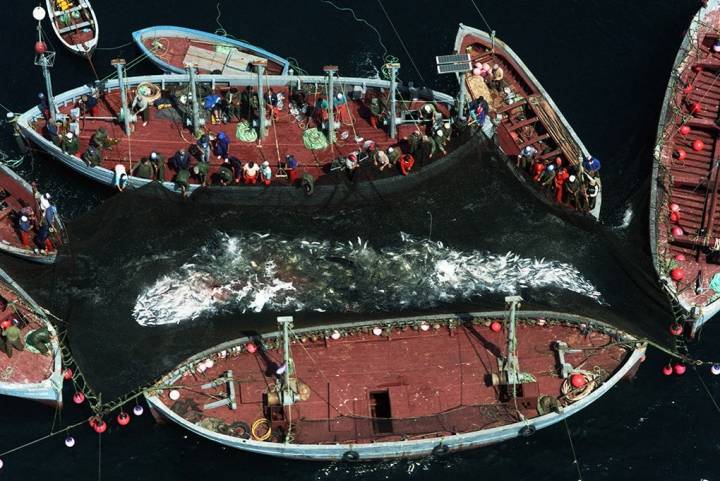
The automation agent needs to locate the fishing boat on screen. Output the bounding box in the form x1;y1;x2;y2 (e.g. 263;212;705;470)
0;165;67;264
650;0;720;336
453;24;602;220
132;26;290;76
145;297;645;461
0;267;62;407
17;64;482;205
45;0;98;56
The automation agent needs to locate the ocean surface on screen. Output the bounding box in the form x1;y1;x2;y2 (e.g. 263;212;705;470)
1;1;720;480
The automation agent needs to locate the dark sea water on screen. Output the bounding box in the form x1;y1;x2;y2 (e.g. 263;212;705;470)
2;1;720;480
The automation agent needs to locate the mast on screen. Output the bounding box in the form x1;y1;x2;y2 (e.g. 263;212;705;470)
386;62;400;139
323;65;338;144
112;59;131;137
254;61;267;139
186;65;201;137
33;7;57;123
277;316;296;406
491;296;536;393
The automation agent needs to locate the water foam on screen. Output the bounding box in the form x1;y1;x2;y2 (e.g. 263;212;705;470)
133;232;604;326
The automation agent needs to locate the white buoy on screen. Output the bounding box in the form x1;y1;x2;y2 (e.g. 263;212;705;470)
169;389;180;401
420;322;430;331
330;330;341;340
537;318;546;326
133;405;144;416
32;6;46;21
372;327;383;336
64;436;75;448
711;364;720;376
205;359;214;369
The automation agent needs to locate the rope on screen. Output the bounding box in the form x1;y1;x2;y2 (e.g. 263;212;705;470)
375;0;426;84
215;2;228;38
95;40;134;51
97;429;102;481
320;0;389;60
694;365;720;414
468;0;494;34
563;418;584;481
0;418;88;458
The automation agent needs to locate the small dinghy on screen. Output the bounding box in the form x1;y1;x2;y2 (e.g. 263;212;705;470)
45;0;99;56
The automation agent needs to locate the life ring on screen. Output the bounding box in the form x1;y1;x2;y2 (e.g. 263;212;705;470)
431;443;450;457
251;418;272;441
341;450;360;462
229;421;251;439
519;425;536;437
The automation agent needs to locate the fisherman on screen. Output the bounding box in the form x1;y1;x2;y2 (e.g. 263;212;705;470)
44;198;58;229
335;93;350;124
540;162;556;187
240;85;259;121
260;161;273;186
517;144;538;170
45;121;62;146
77;93;99;117
315;97;329;129
369;97;385;129
373;148;391;171
585;174;600;210
131;91;150;127
214;131;230;160
61;132;79;156
197;134;211;163
174;168;191;196
387;146;401;165
37;93;50;120
468;96;488;126
171;149;191;171
26;326;51;355
39;193;51;220
420;103;437;122
431;129;447;156
17;215;32;248
192;161;210;187
532;159;546;182
583;155;601;174
266;88;280;121
204;93;222;125
113;164;128;192
132;157;155;180
150;151;165;181
227;156;243;183
565;174;581;208
489;64;504;91
36;222;53;254
419;134;436;163
91;127;115;151
216;160;234;186
227;88;242;122
243;160;260;184
285;154;298;184
406;131;422;156
1;321;23;358
554;167;570;203
399;154;415;176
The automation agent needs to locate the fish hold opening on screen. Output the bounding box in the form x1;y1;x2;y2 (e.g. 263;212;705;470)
369;390;393;434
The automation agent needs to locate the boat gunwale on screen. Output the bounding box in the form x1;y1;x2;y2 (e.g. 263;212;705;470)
145;309;644;460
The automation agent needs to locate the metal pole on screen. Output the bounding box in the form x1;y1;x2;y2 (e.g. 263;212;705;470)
112;59;131;137
457;73;466;121
388;63;400;139
505;296;523;380
41;60;57;123
277;316;294;406
323;66;338;144
186;65;200;137
255;62;267;138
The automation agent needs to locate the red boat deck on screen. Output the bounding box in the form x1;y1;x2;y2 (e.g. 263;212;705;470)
155;320;630;444
459;32;598;214
142;36;285;75
657;7;720;309
0;284;54;385
37;84;450;187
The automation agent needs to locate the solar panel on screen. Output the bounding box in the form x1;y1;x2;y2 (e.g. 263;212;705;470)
435;54;470;65
437;62;472;74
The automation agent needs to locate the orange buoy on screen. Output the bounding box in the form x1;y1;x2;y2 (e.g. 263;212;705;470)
490;321;502;333
675;148;687;161
690;102;702;115
570;373;587;388
673;363;687;375
63;368;73;381
662;364;673;376
670;268;685;281
669;323;684;336
117;412;130;426
34;41;46;54
0;319;11;330
679;125;691;136
670;211;679;223
693;139;705;151
92;419;107;434
72;392;85;404
246;343;257;353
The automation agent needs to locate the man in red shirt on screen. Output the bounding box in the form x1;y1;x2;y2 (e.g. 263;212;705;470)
399;154;415;176
554;167;570;203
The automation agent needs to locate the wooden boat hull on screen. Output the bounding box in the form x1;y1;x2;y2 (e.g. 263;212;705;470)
145;311;644;461
650;0;720;335
0;165;67;265
454;24;602;220
132;26;289;76
0;267;62;407
45;0;99;57
17;73;481;206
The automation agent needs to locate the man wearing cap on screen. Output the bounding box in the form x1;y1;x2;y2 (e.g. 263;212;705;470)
554;167;570;203
565;174;581;208
36;222;53;254
44;198;58;229
489;64;504;91
171;149;191;172
243;161;260;184
131;92;150;127
197;134;211;163
18;215;32;248
285;154;298;184
61;132;79;156
149;151;165;181
583;156;601;173
373;149;391;171
1;321;23;358
260;161;273;186
214;132;230;161
132;157;154;180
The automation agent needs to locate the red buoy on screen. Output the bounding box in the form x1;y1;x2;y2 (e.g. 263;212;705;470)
693;139;705;151
34;41;47;54
675;148;687;161
683;84;694;95
679;125;691;136
117;412;130;426
570;373;587;388
669;203;681;213
670;211;679;223
690;102;702;115
246;343;257;354
63;368;73;381
92;419;107;434
669;323;684;336
670;268;685;281
490;321;502;333
674;363;687;375
662;364;673;376
72;392;85;404
0;319;11;330
671;226;684;237
675;254;686;262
